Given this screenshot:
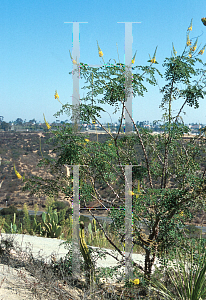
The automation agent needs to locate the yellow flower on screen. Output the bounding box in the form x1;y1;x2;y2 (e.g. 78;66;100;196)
187;40;192;46
198;46;205;55
172;43;177;56
99;50;103;57
191;46;197;52
128;190;135;196
133;279;140;285
85;139;90;142
189;53;192;58
186;33;191;46
108;143;112;146
43;113;51;130
69;50;77;64
54;90;59;99
13;164;22;179
130;278;140;285
131;50;137;64
191;38;198;52
149;46;157;64
187;19;193;31
97;40;103;57
179;211;184;216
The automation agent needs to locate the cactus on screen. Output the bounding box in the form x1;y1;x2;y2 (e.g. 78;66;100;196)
87;219;107;248
79;221;96;287
41;209;62;238
32;217;42;235
10;213;17;233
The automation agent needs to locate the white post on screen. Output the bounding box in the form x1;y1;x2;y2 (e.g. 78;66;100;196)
66;21;140;132
71;164;137;280
117;22;141;132
124;164;133;280
64;22;88;130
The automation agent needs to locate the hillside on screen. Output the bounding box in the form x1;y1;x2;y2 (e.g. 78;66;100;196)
0;131;205;226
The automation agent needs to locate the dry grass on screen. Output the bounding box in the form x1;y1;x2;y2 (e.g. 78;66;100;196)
0;234;152;300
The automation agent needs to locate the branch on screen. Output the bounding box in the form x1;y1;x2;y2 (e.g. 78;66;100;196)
122;100;153;189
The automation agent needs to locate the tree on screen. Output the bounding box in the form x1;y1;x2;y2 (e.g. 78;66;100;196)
0;121;10;131
14;118;23;125
28;119;37;124
23;20;206;285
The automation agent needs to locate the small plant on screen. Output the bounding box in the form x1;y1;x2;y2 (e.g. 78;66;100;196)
41;206;62;238
23;203;31;233
79;221;96;288
10;212;17;233
148;238;206;299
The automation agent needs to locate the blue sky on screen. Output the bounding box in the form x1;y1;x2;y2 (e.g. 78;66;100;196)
1;0;206;125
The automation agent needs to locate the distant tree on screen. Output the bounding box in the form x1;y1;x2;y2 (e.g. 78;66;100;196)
0;121;10;131
15;118;23;125
28;119;37;124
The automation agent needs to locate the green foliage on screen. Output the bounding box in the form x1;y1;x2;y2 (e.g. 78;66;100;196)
10;212;17;233
149;237;206;299
23;203;31;233
22;20;206;290
41;206;62;238
10;212;23;234
79;221;96;287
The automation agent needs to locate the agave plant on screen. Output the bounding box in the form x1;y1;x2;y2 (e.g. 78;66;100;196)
148;238;206;299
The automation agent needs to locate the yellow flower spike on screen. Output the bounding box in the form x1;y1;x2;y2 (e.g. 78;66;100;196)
13;164;22;179
54;90;59;99
149;46;158;64
43;113;51;130
96;40;103;57
190;38;198;52
188;50;192;58
186;33;192;46
69;50;78;65
69;50;73;60
199;46;205;55
187;19;193;31
131;50;137;64
172;43;177;56
99;50;103;57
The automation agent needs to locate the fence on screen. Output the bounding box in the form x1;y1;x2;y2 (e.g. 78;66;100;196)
64;21;141;132
63;21;141;281
66;163;139;281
